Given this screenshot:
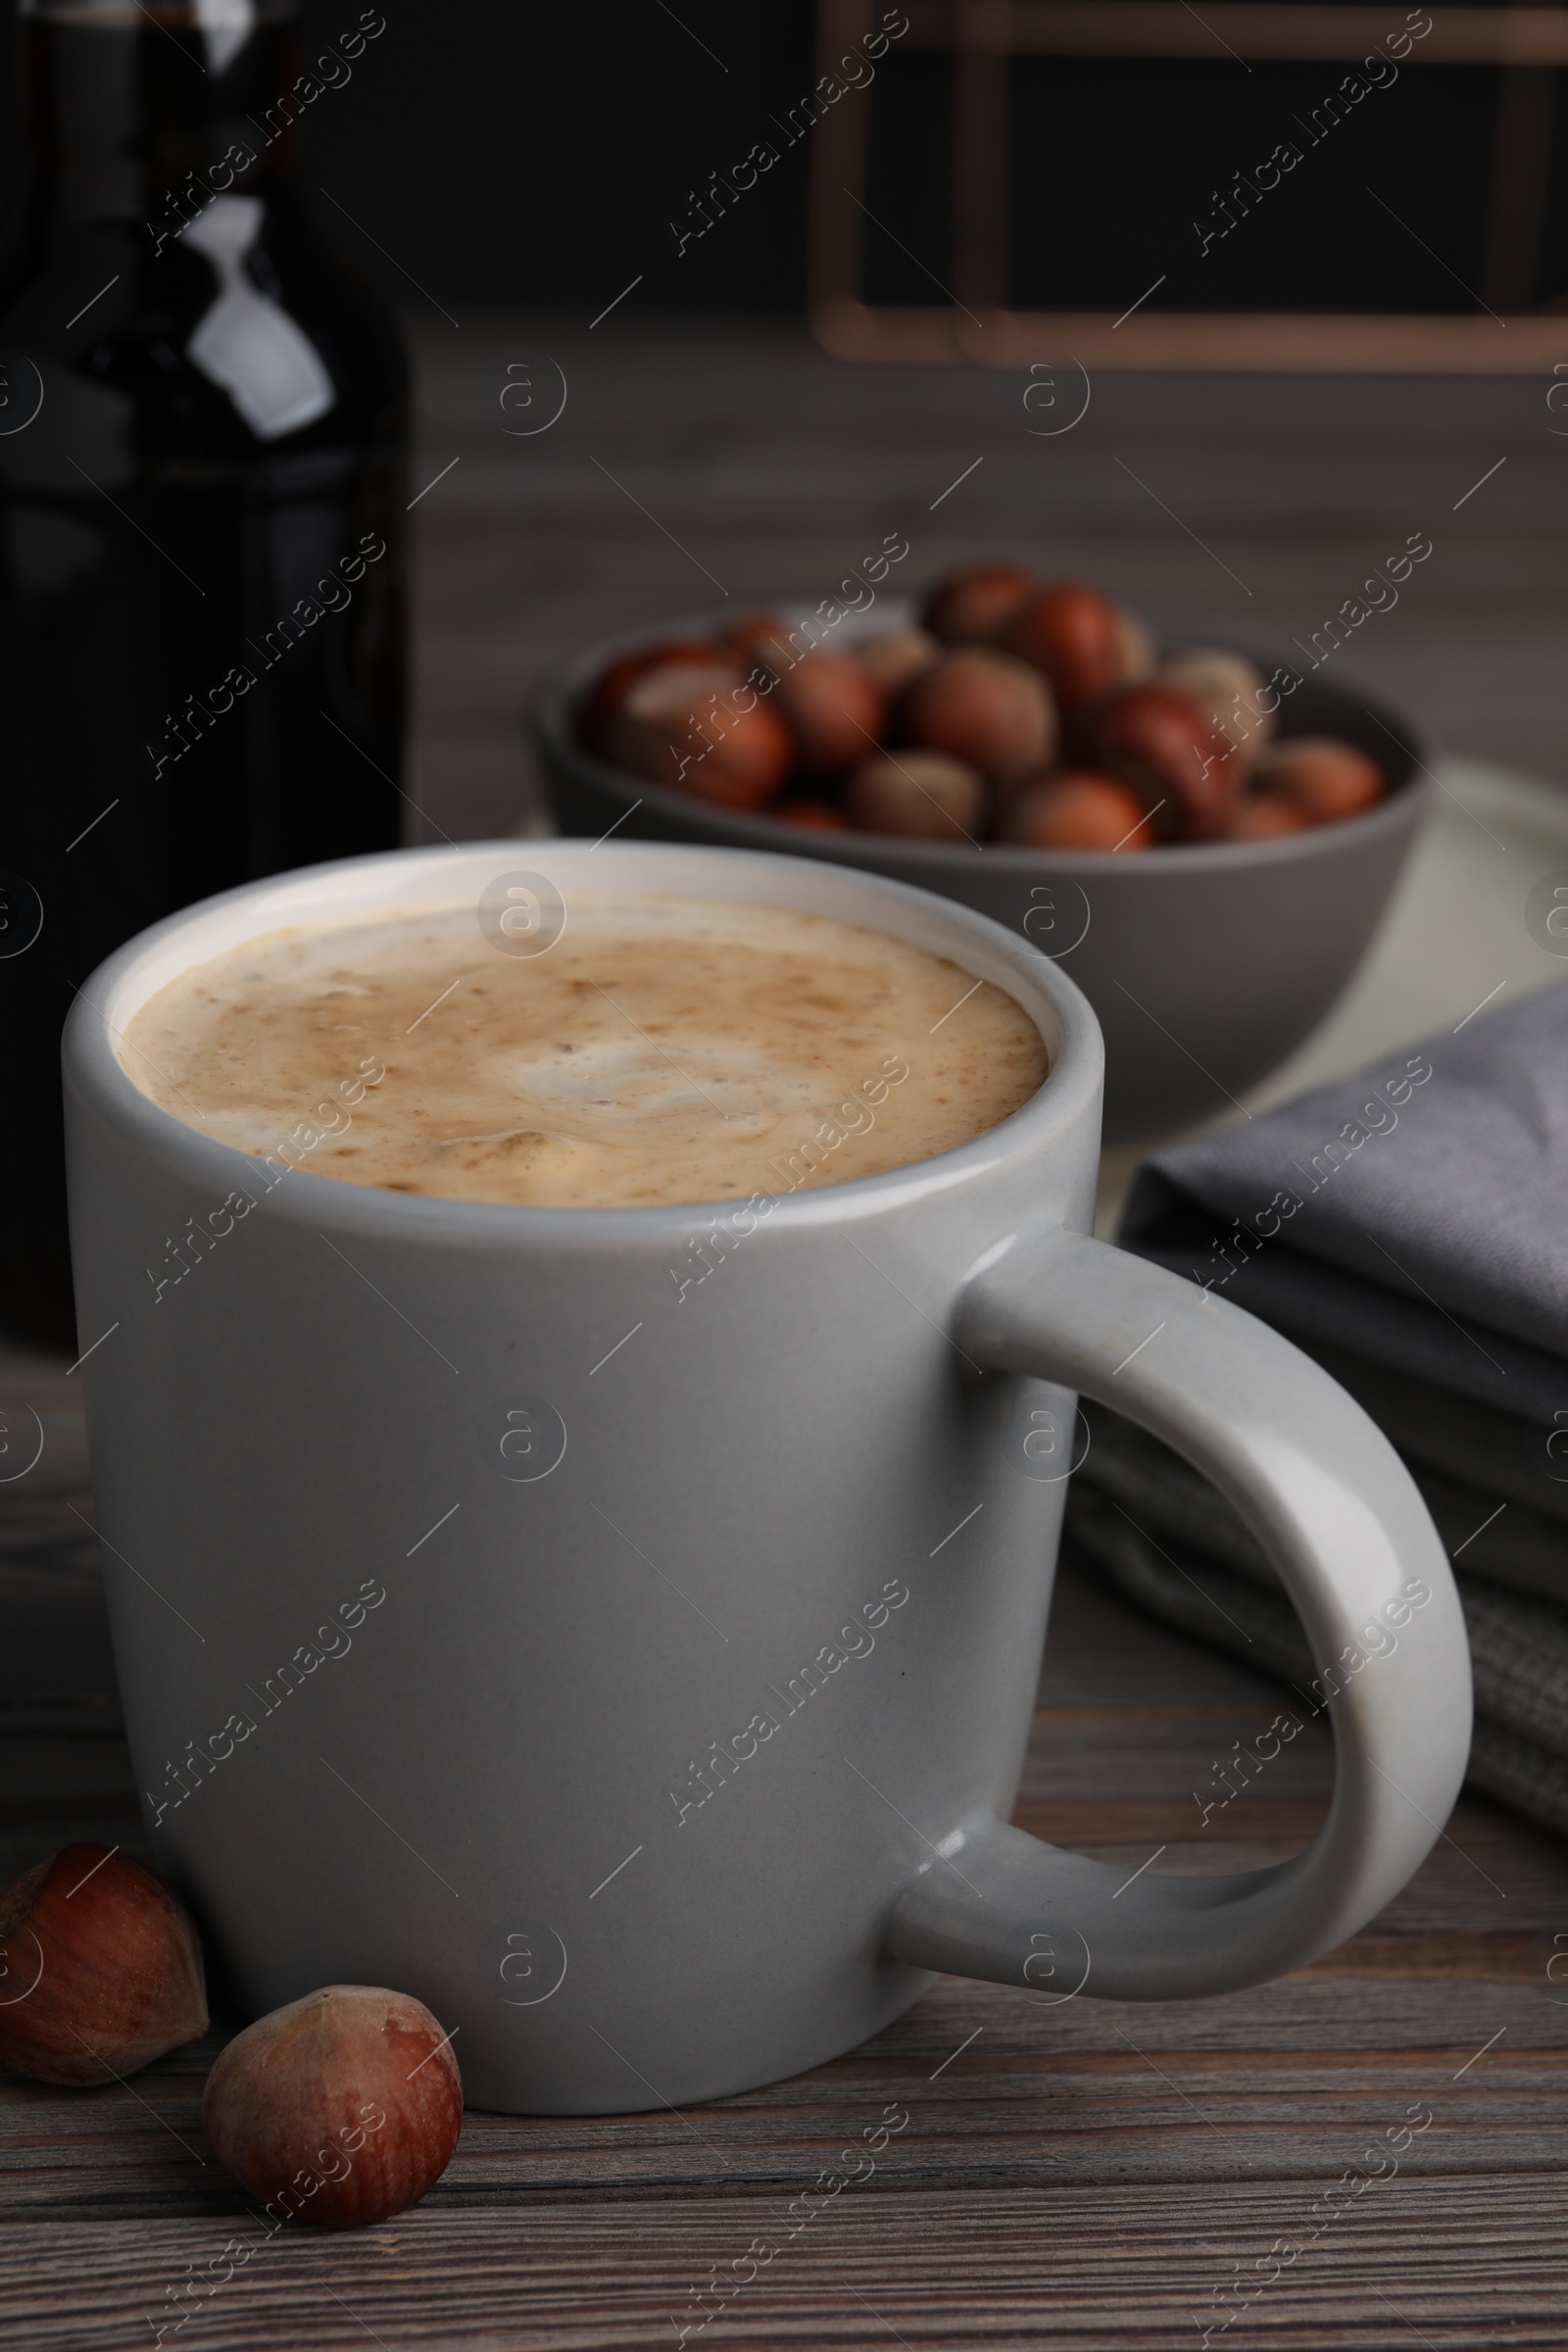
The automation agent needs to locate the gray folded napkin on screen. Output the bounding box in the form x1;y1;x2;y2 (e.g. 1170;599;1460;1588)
1066;1407;1568;1838
1282;1334;1568;1530
1102;978;1568;1839
1119;976;1568;1430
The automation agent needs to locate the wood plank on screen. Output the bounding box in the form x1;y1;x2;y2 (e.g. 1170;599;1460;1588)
3;1961;1563;2218
817;298;1568;374
4;2181;1567;2350
1296;1935;1552;1983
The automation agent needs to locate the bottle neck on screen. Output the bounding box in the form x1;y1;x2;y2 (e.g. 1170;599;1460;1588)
20;1;305;223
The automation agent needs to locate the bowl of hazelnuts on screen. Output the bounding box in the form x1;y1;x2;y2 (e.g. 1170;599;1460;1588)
531;564;1430;1142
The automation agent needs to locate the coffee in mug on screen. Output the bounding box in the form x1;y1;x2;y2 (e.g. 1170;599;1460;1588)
122;895;1049;1208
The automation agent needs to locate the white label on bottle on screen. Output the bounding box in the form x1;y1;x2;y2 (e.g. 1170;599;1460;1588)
182;196;336;442
195;0;256;76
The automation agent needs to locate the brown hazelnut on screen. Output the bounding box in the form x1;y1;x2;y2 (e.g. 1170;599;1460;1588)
999;583;1126;714
898;648;1055;782
766;647;886;774
1230;795;1312;841
1158;649;1275;767
718;614;836;691
1250;737;1385;824
1000;772;1155;852
578;640;720;757
920;564;1037;646
775;800;851;832
1110;605;1156;685
0;1843;208;2085
204;1984;462;2230
1070;681;1240;840
602;661;796;809
710;611;791;667
853;626;940;698
844;750;986;841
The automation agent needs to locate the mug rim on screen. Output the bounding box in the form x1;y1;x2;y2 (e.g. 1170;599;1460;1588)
64;838;1105;1240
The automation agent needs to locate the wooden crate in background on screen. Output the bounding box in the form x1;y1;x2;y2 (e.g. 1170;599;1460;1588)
809;0;1568;369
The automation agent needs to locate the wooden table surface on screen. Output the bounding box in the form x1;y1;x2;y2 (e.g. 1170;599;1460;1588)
4;1482;1566;2349
4;323;1567;2346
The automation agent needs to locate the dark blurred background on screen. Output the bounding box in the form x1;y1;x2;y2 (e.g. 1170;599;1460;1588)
270;0;1568;316
2;1;1560;318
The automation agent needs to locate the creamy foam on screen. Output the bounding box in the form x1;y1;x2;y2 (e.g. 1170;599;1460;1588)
122;895;1049;1208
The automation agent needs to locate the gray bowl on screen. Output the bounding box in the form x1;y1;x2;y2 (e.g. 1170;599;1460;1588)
529;610;1431;1144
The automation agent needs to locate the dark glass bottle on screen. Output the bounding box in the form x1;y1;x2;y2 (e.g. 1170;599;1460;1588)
0;0;407;1341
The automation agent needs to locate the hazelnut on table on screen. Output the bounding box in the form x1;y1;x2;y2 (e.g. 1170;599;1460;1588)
0;1843;208;2084
204;1984;463;2230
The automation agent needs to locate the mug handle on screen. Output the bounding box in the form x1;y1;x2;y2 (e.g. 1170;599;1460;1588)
883;1226;1473;2000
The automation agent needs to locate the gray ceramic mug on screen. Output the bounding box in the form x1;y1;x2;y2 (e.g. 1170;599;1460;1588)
64;841;1472;2113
